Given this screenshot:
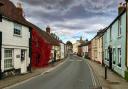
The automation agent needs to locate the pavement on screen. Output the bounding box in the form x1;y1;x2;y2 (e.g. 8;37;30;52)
4;55;99;89
0;59;64;89
87;59;128;89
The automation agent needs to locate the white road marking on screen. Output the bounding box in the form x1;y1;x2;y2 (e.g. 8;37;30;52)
4;60;66;89
69;59;83;62
86;60;97;86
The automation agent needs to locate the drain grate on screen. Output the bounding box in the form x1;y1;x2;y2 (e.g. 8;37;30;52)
89;86;102;89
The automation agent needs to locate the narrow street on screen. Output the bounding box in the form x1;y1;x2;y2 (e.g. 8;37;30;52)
9;55;98;89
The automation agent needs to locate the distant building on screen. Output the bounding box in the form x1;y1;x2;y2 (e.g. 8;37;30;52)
73;41;81;54
81;41;91;59
73;37;85;54
66;41;73;53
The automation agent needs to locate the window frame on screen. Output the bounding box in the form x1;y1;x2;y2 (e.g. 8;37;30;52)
118;48;121;67
4;48;13;70
14;23;22;36
118;18;122;37
112;48;116;64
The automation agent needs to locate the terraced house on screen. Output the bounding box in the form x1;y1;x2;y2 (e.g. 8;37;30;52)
103;2;128;79
91;30;104;64
0;0;32;79
91;36;98;61
0;0;64;79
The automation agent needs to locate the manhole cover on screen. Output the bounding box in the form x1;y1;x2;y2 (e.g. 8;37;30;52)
109;81;120;85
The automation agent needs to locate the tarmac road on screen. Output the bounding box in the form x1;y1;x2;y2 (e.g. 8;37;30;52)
10;55;98;89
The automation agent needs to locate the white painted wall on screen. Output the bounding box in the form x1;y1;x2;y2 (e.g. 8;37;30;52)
0;18;30;73
60;43;64;59
83;46;88;53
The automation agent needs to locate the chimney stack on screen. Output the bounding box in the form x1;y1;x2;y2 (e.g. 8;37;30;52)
16;2;23;16
118;2;126;15
0;1;3;7
46;26;50;34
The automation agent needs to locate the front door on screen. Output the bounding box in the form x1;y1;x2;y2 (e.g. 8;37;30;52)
21;49;27;73
108;46;112;69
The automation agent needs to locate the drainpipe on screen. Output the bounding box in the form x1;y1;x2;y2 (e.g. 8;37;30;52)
102;36;104;66
0;2;3;80
0;32;2;79
126;0;128;69
29;27;32;73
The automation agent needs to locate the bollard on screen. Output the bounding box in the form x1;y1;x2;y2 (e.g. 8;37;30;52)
105;65;107;80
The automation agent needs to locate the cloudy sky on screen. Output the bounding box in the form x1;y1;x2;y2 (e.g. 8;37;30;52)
11;0;124;43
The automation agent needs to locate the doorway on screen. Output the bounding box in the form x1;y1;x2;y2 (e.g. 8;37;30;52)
21;49;27;73
108;46;112;69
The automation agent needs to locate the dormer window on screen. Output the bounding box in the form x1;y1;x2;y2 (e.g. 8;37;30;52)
14;23;22;36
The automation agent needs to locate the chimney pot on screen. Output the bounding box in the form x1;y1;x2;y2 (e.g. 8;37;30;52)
46;26;50;34
118;2;125;14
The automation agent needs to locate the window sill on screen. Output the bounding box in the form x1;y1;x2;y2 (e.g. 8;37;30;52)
113;61;115;64
118;64;121;67
117;35;122;39
109;40;112;42
4;67;14;72
13;34;22;37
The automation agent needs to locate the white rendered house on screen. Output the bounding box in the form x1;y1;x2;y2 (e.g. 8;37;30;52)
0;17;30;74
0;0;31;78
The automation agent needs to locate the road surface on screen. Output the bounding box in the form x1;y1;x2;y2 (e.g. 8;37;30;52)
9;55;99;89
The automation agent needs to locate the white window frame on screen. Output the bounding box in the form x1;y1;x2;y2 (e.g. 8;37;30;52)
118;48;121;67
14;23;22;36
4;48;13;70
118;18;122;37
110;27;112;41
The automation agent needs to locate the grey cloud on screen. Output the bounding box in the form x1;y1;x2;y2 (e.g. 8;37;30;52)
11;0;125;42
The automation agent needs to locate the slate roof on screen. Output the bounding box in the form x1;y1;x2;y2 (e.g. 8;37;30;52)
80;41;91;46
0;0;59;46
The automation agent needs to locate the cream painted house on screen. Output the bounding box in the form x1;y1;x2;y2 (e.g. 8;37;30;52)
91;38;97;61
96;32;104;64
73;41;81;54
91;30;104;63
